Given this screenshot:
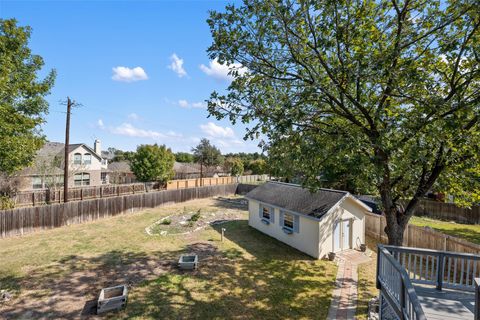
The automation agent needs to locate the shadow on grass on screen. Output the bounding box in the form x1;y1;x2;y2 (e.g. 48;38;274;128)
122;221;336;319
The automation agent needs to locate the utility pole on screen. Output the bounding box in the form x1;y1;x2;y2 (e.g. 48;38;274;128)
200;157;203;187
63;97;72;203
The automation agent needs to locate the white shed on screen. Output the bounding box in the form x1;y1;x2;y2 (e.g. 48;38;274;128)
245;181;371;259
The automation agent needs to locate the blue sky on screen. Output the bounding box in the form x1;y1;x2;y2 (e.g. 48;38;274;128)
0;0;262;154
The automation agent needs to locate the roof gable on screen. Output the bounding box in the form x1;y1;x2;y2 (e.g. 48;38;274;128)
67;144;102;160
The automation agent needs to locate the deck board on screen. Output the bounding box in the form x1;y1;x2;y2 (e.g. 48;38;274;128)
414;285;475;320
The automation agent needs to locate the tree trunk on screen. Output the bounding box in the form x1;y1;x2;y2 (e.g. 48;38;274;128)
384;208;405;246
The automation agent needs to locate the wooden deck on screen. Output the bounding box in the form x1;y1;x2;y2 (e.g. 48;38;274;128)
415;285;475;320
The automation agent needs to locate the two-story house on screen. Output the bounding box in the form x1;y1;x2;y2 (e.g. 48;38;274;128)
18;140;109;190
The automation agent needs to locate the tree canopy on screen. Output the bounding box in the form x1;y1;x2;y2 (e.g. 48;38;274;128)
130;144;175;183
192;138;224;167
0;19;56;174
224;157;244;176
175;152;194;163
206;0;480;245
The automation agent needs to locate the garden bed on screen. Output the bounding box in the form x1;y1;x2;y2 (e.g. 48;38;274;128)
145;197;247;236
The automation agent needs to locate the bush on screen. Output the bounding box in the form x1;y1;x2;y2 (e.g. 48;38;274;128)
190;210;201;222
0;196;15;210
161;218;171;225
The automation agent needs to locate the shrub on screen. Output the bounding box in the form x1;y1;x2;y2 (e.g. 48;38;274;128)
161;218;171;225
0;196;15;210
190;210;201;222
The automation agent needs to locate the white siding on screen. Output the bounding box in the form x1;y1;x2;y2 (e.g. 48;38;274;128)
248;200;321;258
319;197;366;258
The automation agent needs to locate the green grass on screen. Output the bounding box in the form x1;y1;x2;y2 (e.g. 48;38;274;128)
356;236;379;319
0;198;337;319
410;216;480;245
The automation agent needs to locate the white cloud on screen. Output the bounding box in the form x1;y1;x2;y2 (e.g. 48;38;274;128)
178;99;189;108
97;119;105;129
168;53;187;78
112;66;148;82
191;102;206;109
127;113;140;121
109;123;181;140
200;122;235;138
199;58;246;82
177;99;206;109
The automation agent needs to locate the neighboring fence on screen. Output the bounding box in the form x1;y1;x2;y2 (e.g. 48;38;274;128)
12;175;269;208
166;177;235;190
365;212;480;255
13;183;159;208
0;184;239;238
415;200;480;225
237;174;269;183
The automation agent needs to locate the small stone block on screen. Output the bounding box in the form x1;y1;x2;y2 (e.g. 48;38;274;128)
97;285;128;314
178;255;198;270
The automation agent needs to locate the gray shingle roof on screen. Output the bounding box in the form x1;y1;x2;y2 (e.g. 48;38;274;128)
245;181;348;219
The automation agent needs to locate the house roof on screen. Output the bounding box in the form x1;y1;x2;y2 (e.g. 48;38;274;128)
19;142;104;176
245;181;370;219
108;161;132;172
173;162;226;174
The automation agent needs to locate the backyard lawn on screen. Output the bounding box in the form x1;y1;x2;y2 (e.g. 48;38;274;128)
410;216;480;245
0;197;337;319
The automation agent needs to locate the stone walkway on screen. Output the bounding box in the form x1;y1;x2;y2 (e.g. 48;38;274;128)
327;250;371;320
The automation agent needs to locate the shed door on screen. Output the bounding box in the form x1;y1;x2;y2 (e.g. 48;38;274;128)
342;220;351;250
333;222;341;252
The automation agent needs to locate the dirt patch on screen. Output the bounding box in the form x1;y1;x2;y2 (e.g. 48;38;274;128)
0;242;222;319
145;197;247;236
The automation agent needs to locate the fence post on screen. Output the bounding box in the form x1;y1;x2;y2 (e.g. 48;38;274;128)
80;188;83;201
100;186;103;198
437;253;444;291
32;192;35;207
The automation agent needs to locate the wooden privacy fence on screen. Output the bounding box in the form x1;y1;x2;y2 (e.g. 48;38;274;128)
0;184;238;238
14;183;159;208
13;175;269;208
166;175;269;190
166;177;235;190
365;212;480;255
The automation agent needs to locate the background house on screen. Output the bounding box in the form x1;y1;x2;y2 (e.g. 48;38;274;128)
107;161;136;184
245;181;371;259
173;162;228;180
18;140;108;190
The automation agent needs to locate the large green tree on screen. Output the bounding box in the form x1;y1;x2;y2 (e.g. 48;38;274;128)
192;138;224;167
175;152;194;163
130;144;175;183
0;19;56;174
224;157;245;176
206;0;480;245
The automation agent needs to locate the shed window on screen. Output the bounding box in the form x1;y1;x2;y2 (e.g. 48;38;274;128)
73;153;82;165
83;153;92;165
262;206;271;220
259;204;274;224
283;213;294;230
